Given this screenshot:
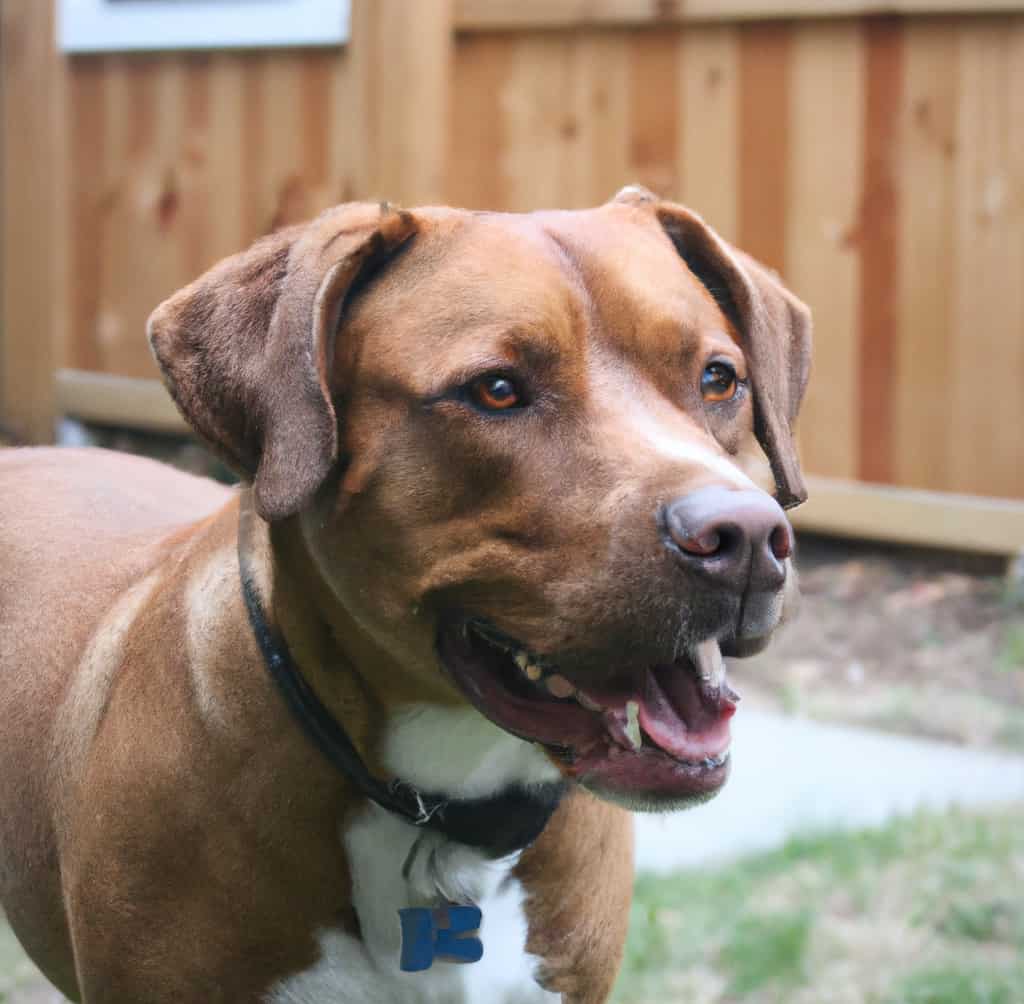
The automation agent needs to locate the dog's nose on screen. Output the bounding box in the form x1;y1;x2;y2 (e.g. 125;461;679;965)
662;487;792;591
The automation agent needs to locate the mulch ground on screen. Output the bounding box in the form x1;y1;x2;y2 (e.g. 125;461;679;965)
734;534;1024;752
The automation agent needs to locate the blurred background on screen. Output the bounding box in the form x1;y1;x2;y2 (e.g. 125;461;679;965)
1;1;1022;1002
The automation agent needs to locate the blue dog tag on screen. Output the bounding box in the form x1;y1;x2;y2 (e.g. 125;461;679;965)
398;905;483;972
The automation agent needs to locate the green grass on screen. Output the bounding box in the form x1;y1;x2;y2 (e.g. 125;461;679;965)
720;909;812;994
887;963;1024;1004
613;805;1024;1004
996;621;1024;672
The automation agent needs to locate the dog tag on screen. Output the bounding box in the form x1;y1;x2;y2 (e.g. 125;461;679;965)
398;904;483;972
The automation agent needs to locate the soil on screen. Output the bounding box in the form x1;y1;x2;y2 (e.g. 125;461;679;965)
734;534;1024;753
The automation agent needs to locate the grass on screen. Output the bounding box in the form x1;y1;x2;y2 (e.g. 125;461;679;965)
0;916;46;1004
887;963;1024;1004
613;805;1024;1004
996;622;1024;673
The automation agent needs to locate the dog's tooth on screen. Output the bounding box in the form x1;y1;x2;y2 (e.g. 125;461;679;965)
705;746;731;768
624;700;641;750
514;651;529;670
691;638;725;688
525;663;543;682
576;692;604;712
546;674;576;699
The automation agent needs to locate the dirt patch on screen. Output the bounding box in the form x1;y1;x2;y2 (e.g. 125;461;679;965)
734;534;1024;752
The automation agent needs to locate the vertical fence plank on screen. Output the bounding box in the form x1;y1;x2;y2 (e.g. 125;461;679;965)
96;56;190;377
1;0;66;440
199;54;246;268
738;22;790;273
351;0;453;205
449;34;512;208
326;38;358;204
680;25;740;242
628;28;681;198
858;17;903;484
567;32;632;206
949;18;1024;498
785;22;863;480
501;35;574;210
895;19;958;492
66;58;106;372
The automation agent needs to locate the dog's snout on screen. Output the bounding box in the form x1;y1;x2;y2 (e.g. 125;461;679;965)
662;487;792;591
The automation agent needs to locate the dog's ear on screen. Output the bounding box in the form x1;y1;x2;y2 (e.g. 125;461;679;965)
653;203;812;509
148;204;417;522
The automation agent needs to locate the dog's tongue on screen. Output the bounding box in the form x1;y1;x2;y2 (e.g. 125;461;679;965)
582;640;736;761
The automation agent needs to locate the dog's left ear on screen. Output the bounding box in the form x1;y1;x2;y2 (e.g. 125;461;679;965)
648;199;812;509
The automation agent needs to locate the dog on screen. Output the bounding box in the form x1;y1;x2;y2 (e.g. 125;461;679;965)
0;186;810;1003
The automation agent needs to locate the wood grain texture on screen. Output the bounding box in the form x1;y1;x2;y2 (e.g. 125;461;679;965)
738;22;790;272
352;0;453;205
894;19;958;491
449;33;513;209
627;28;681;198
858;17;903;484
949;17;1024;498
57;0;451;381
785;21;863;480
1;0;66;441
55;369;189;434
679;26;740;242
793;475;1024;555
499;34;576;211
455;0;1024;30
568;32;633;205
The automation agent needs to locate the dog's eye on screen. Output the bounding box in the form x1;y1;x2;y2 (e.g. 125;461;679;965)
466;374;526;412
700;362;738;403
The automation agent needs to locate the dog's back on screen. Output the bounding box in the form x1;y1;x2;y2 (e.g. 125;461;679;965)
0;448;230;688
0;447;230;997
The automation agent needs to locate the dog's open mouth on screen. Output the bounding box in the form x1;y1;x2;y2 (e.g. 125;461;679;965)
437;618;739;804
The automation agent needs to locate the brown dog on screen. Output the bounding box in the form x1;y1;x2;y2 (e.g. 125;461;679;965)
0;187;810;1003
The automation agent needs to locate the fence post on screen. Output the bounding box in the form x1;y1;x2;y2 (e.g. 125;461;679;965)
1;0;67;444
348;0;454;206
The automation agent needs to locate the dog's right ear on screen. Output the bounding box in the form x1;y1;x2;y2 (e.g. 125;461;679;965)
148;204;417;522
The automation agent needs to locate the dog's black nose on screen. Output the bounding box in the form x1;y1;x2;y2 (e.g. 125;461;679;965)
662;487;792;591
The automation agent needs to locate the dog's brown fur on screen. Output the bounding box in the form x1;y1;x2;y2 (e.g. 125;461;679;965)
0;190;809;1003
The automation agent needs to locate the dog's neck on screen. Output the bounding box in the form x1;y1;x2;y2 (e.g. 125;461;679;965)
237;491;567;858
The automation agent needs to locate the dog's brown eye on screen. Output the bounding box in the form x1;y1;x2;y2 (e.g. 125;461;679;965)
468;375;524;412
701;362;738;403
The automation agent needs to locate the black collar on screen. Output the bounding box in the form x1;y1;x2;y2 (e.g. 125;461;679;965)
237;500;566;859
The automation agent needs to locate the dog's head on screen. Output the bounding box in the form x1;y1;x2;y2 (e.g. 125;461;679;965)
149;190;811;810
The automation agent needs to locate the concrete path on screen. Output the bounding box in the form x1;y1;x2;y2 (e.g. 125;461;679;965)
635;709;1024;873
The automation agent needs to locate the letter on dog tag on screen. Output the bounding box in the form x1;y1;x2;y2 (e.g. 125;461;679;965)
398;905;483;972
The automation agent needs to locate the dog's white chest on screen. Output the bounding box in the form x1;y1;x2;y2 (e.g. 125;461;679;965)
266;706;562;1004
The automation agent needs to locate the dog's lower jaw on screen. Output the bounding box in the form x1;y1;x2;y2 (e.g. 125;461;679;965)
579;774;726;814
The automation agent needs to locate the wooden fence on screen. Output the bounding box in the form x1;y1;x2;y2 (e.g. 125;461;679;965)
2;0;1023;551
